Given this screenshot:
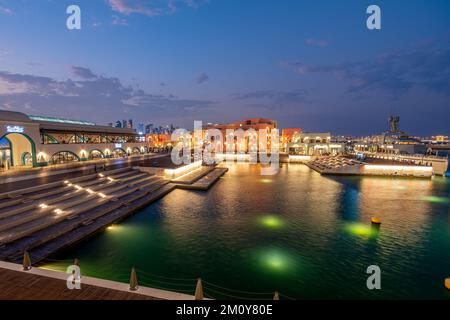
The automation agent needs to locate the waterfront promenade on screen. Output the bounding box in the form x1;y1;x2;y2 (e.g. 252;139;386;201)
0;153;172;193
0;261;193;300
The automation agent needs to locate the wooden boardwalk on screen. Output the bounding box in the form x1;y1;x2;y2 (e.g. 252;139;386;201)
0;261;195;300
0;267;156;300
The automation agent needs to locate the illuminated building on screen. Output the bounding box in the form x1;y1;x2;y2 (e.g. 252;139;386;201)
204;118;278;153
0;110;149;169
280;128;302;152
146;134;173;148
287;132;344;156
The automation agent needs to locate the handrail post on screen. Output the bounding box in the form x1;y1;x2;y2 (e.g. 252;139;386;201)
194;278;203;300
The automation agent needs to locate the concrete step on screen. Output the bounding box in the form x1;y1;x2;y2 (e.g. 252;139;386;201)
118;172;148;183
0;172;157;244
0;196;108;244
17;184;176;263
0;198;24;209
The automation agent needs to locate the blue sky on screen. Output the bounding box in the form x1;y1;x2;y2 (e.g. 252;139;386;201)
0;0;449;135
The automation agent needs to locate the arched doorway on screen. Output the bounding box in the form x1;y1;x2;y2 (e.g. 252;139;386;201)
50;151;80;165
131;147;141;156
21;152;33;166
89;149;104;160
0;132;37;168
111;148;127;158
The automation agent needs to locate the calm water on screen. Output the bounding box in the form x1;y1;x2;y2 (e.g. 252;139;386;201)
43;163;450;299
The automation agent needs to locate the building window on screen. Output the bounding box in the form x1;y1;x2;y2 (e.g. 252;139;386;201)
50;151;79;165
89;150;104;160
111;148;127;158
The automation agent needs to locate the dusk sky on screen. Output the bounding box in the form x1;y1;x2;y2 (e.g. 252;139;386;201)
0;0;449;135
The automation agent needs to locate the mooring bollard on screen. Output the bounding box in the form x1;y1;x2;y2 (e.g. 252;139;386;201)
194;278;203;300
129;267;138;291
23;251;31;271
273;291;280;300
371;217;381;225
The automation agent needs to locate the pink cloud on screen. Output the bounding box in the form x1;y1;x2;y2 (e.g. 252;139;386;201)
306;39;329;47
0;6;12;15
107;0;206;17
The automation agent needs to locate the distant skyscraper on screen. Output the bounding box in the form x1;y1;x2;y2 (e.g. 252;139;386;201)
115;120;122;128
128;119;133;129
137;123;144;135
145;124;153;134
122;120;127;128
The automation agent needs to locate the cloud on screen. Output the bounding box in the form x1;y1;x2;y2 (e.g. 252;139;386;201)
283;42;450;96
0;6;12;15
71;66;97;80
0;68;215;124
305;39;329;47
233;89;309;107
107;0;206;17
112;15;128;26
0;49;9;61
196;72;209;84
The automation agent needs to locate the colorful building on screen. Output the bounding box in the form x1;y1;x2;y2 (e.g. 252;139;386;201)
204;118;278;153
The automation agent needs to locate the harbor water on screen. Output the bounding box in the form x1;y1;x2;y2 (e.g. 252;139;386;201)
43;163;450;299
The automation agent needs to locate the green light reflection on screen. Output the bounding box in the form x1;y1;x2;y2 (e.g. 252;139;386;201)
257;249;297;273
258;215;285;229
344;223;379;238
421;196;450;204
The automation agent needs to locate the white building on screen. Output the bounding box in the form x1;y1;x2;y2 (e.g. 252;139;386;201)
287;132;344;156
0;110;149;169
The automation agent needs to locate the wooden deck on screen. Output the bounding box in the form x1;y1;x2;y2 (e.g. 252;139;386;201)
0;261;195;300
0;267;156;300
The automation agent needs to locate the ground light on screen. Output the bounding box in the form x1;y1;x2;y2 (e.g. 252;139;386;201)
107;225;121;231
260;179;273;184
255;248;298;273
344;222;379;238
258;215;285;229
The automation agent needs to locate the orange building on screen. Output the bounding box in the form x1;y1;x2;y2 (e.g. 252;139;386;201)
281;128;302;152
146;134;172;149
203;118;278;153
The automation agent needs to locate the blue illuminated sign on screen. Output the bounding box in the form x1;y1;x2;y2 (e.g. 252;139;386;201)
6;125;24;133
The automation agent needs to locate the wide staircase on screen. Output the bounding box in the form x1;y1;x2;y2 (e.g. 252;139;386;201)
0;167;173;263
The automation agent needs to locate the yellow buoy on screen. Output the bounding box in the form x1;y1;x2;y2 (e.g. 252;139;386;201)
371;217;381;225
445;278;450;290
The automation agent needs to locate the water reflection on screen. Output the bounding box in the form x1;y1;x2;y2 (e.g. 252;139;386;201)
257;215;285;229
344;222;380;239
44;163;450;299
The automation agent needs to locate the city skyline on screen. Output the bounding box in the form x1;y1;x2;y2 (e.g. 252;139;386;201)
0;0;449;135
